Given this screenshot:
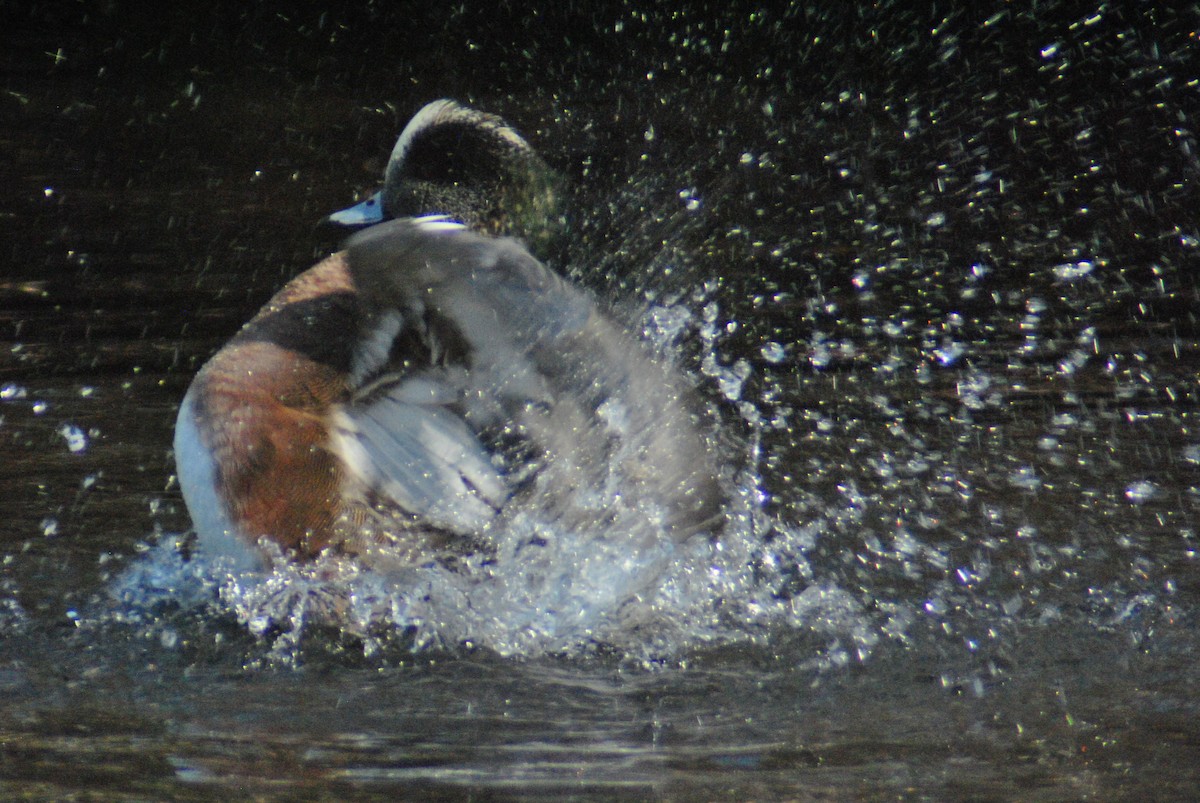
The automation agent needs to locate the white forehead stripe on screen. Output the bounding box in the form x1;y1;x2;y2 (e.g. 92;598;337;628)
412;214;467;232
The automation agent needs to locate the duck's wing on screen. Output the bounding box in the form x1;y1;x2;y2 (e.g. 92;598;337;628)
345;217;593;359
330;370;508;537
327;219;586;537
342;218;723;542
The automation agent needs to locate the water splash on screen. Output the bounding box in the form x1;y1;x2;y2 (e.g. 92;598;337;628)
111;296;881;666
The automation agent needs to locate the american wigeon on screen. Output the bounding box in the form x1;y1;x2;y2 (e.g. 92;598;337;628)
173;100;721;573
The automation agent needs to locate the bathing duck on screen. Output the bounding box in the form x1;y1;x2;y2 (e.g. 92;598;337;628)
174;99;721;573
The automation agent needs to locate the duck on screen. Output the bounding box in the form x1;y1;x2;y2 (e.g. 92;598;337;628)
173;99;722;574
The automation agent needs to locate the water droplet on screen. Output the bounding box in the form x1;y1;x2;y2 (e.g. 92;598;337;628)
760;342;786;363
1052;261;1093;281
58;423;87;453
1009;466;1042;490
718;359;752;402
1125;481;1158;504
934;340;964;366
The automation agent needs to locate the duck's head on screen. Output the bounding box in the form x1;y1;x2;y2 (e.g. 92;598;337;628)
329;99;563;252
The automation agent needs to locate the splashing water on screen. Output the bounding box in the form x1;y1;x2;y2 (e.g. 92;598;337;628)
102;30;1199;673
109;290;879;667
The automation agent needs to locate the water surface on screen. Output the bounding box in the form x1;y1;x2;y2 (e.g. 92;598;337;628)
2;1;1199;798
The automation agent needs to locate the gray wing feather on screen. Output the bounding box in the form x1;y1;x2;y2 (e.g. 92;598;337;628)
337;378;508;535
341;219;722;543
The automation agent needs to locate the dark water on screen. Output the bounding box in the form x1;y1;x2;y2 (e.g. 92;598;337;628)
3;1;1199;798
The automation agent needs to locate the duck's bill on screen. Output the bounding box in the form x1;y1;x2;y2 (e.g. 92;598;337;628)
327;190;385;226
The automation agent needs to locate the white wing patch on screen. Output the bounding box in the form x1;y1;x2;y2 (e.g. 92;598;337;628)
330;380;509;536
